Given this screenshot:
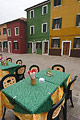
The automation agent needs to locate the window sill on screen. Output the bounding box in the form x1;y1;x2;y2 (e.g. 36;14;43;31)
14;49;18;50
51;48;60;49
76;26;80;28
74;48;80;49
52;28;61;30
54;5;62;8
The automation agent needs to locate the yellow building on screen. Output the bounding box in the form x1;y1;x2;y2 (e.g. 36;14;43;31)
49;0;80;57
0;23;8;52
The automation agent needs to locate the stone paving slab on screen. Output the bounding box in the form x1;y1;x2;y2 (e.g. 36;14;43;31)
0;52;80;120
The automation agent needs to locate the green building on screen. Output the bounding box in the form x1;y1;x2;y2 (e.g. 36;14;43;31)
25;0;51;55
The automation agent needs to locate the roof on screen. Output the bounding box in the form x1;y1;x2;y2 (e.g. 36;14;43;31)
0;17;27;26
25;0;50;11
6;17;27;24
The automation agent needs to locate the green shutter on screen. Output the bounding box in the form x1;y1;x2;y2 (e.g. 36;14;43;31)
58;39;60;48
52;19;55;29
76;15;79;26
73;38;76;48
54;0;56;6
51;39;53;48
40;42;42;49
59;18;62;28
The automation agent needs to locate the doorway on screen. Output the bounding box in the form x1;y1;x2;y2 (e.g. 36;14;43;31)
62;41;71;56
32;42;36;53
42;41;49;54
8;41;12;53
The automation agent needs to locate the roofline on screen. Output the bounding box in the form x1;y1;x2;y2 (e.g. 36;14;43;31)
25;0;50;11
0;18;27;26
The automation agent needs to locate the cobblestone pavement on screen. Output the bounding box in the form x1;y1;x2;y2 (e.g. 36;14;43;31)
0;52;80;120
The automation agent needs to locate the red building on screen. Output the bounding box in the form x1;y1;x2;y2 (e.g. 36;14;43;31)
7;17;27;54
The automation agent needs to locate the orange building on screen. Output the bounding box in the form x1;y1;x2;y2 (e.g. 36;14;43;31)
0;23;8;52
49;0;80;57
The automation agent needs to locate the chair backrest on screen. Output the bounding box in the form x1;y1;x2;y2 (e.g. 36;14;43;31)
0;74;18;90
52;64;65;72
16;59;22;66
15;65;26;81
47;94;66;120
67;76;78;91
29;65;40;73
6;57;12;62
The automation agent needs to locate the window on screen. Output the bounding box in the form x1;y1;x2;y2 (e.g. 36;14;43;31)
42;23;47;33
30;26;34;35
76;15;80;27
42;5;48;15
52;18;62;29
51;39;60;48
54;0;61;7
15;27;19;36
13;41;18;50
30;10;34;19
3;41;7;48
3;28;7;35
73;38;80;48
36;42;42;49
28;43;32;49
7;29;11;36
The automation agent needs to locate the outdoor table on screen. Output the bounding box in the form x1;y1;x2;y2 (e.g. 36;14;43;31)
0;69;71;120
0;61;20;74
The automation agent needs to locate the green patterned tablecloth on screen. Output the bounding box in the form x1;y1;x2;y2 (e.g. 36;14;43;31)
2;77;58;114
0;62;19;74
36;69;70;88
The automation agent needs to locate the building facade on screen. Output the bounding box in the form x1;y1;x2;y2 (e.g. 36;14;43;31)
25;0;51;55
0;23;8;52
7;18;27;54
49;0;80;57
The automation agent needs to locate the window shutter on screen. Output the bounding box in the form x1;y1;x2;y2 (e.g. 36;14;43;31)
58;39;60;48
40;42;42;49
59;18;62;28
51;39;54;48
76;15;79;26
52;19;55;29
36;43;38;49
54;0;56;6
73;38;76;48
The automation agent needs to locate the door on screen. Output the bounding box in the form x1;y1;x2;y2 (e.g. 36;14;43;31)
63;42;70;55
42;41;49;54
44;42;48;54
8;41;12;53
32;42;36;53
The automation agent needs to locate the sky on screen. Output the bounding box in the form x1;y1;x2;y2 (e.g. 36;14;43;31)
0;0;45;24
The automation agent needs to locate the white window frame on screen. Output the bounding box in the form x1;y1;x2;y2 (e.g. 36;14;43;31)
13;41;18;50
30;10;34;19
15;27;19;36
30;25;35;35
42;23;47;33
3;40;7;48
7;28;11;36
52;17;62;30
76;13;80;28
42;5;48;15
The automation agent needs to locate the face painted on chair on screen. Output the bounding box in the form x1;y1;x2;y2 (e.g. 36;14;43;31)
17;61;22;66
3;76;16;88
18;67;25;74
31;67;38;73
7;59;12;62
53;67;63;72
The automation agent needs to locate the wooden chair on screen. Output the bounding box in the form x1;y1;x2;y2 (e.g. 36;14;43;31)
66;76;78;107
47;94;66;120
16;59;22;66
52;64;65;72
15;65;26;81
29;65;40;73
6;57;12;62
0;74;18;120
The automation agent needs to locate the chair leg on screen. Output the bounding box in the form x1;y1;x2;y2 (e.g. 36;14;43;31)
2;106;6;120
70;94;74;107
